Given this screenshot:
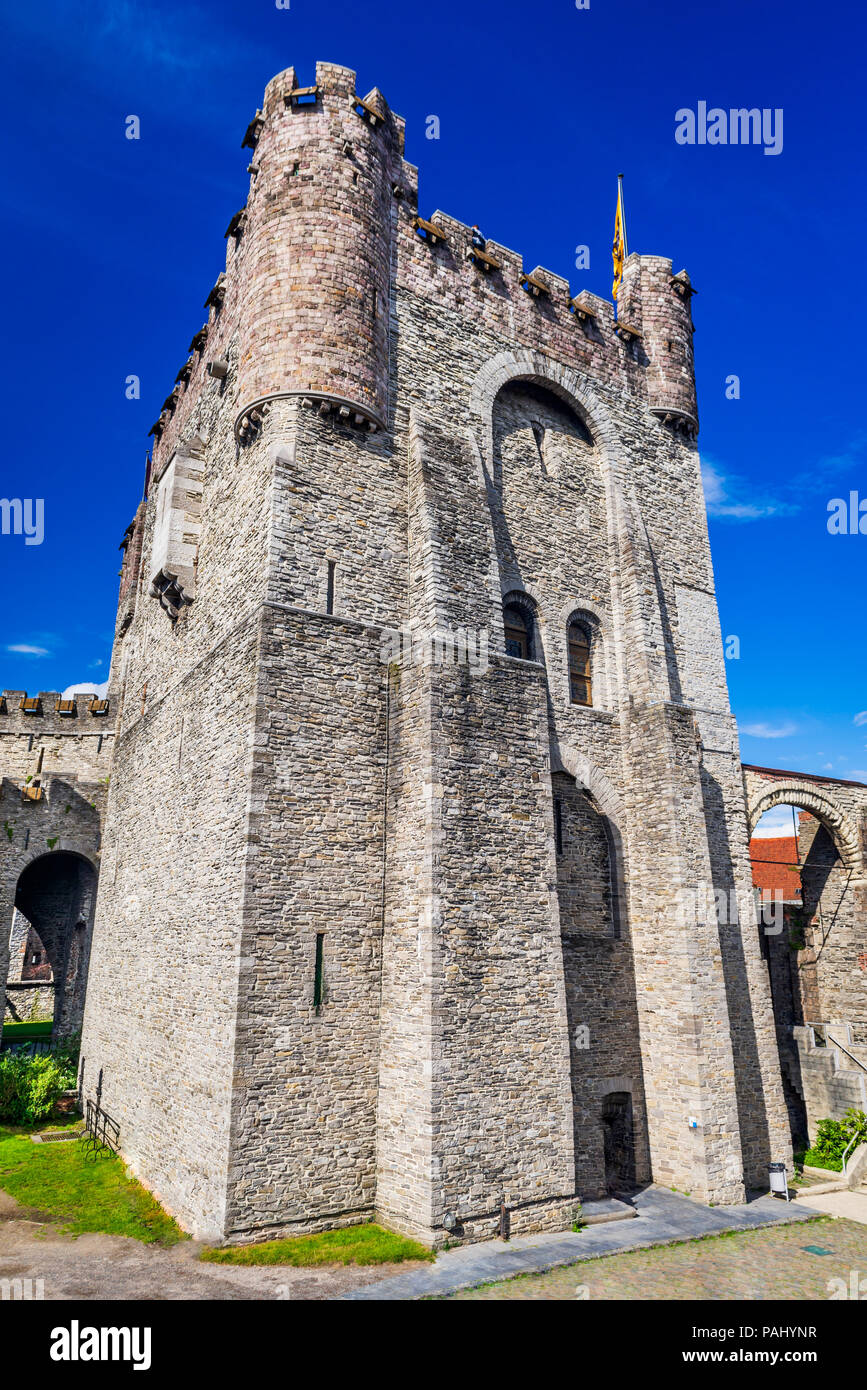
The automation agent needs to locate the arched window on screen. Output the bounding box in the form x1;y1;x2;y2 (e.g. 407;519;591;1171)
504;602;533;660
568;620;592;706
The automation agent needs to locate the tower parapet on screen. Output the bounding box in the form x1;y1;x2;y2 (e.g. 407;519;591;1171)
617;254;698;434
0;692;112;733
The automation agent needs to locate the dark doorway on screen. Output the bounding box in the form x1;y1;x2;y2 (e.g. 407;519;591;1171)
13;852;97;1039
602;1091;635;1192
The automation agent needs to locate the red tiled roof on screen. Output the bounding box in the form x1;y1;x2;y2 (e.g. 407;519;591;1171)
749;835;802;900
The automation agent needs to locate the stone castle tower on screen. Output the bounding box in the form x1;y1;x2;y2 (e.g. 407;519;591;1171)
77;61;792;1243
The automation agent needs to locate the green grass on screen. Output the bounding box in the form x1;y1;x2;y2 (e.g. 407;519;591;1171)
0;1122;185;1245
200;1222;434;1267
2;1020;53;1038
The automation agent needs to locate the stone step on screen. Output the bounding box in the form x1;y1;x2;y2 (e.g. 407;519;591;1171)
579;1197;638;1225
798;1179;848;1195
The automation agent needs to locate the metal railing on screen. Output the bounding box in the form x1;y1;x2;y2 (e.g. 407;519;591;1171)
841;1130;860;1176
804;1021;867;1076
82;1098;119;1161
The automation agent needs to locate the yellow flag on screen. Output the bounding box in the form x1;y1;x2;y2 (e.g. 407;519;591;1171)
612;178;627;303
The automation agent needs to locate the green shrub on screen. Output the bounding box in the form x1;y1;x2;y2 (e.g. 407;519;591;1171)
802;1147;842;1172
0;1053;77;1125
806;1109;867;1170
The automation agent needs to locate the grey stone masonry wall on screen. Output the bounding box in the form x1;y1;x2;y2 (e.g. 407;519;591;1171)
791;1025;867;1132
79;60;802;1244
82;618;259;1239
0;693;114;784
0;688;113;1036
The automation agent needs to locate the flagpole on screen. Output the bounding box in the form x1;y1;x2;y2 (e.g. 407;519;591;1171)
618;173;628;257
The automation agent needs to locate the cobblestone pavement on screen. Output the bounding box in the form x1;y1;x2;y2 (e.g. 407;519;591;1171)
447;1218;867;1300
343;1186;827;1300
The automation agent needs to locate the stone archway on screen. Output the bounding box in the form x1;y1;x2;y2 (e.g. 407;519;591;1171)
747;780;862;873
13;852;97;1039
745;770;867;1135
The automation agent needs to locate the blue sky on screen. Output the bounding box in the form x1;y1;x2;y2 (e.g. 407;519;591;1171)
1;0;864;779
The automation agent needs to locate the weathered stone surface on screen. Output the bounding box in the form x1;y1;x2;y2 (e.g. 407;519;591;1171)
0;694;111;1038
0;60;859;1245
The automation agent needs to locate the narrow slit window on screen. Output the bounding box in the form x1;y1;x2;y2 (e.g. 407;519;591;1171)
554;799;563;855
568;621;592;706
530;421;547;474
326;560;336;615
313;933;325;1012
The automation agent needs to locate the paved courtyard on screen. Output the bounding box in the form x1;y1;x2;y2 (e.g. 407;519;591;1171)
447;1218;867;1300
344;1187;841;1300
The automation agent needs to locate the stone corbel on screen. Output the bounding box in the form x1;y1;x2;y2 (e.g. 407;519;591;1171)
150;568;194;621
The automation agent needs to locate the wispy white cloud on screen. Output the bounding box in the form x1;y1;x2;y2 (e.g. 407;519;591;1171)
701;459;797;523
62;680;109;699
740;721;798;739
7;643;49;657
5;0;266;103
787;432;867;497
702;434;867;525
854;711;867;727
752;804;800;838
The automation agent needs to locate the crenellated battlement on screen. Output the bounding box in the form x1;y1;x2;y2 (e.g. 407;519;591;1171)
143;61;698;483
0;691;113;738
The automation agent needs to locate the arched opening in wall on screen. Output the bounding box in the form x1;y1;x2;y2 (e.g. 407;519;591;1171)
553;770;648;1198
749;801;855;1152
567;616;594;707
10;853;97;1041
490;379;600;602
502;593;537;661
4;909;55;1028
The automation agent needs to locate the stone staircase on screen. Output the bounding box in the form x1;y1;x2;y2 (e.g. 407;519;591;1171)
790;1022;867;1122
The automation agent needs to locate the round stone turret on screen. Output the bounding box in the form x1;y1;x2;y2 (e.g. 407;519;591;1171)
235;62;405;430
618;255;698;435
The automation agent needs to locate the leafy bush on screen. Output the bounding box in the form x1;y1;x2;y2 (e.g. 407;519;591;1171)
804;1109;867;1171
802;1147;842;1172
51;1032;81;1074
0;1053;77;1125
